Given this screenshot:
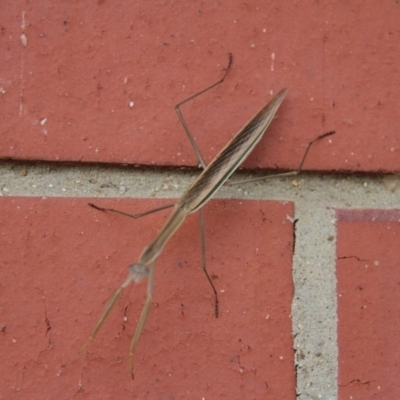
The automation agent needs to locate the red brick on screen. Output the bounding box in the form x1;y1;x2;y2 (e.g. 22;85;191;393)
1;2;399;172
0;197;295;398
337;209;400;399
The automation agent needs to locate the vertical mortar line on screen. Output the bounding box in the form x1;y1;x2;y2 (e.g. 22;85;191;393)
292;203;338;400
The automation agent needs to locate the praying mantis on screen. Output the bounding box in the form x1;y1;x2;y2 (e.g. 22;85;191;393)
78;54;334;377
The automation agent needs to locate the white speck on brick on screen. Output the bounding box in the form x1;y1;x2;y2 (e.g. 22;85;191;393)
20;33;27;46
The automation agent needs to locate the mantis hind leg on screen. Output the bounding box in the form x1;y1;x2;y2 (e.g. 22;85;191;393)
174;53;233;169
199;208;219;318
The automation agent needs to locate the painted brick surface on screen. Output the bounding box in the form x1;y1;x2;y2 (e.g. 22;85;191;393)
1;1;399;172
0;197;295;399
337;209;400;399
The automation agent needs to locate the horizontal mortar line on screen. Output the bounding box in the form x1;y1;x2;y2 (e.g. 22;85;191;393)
1;162;400;209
